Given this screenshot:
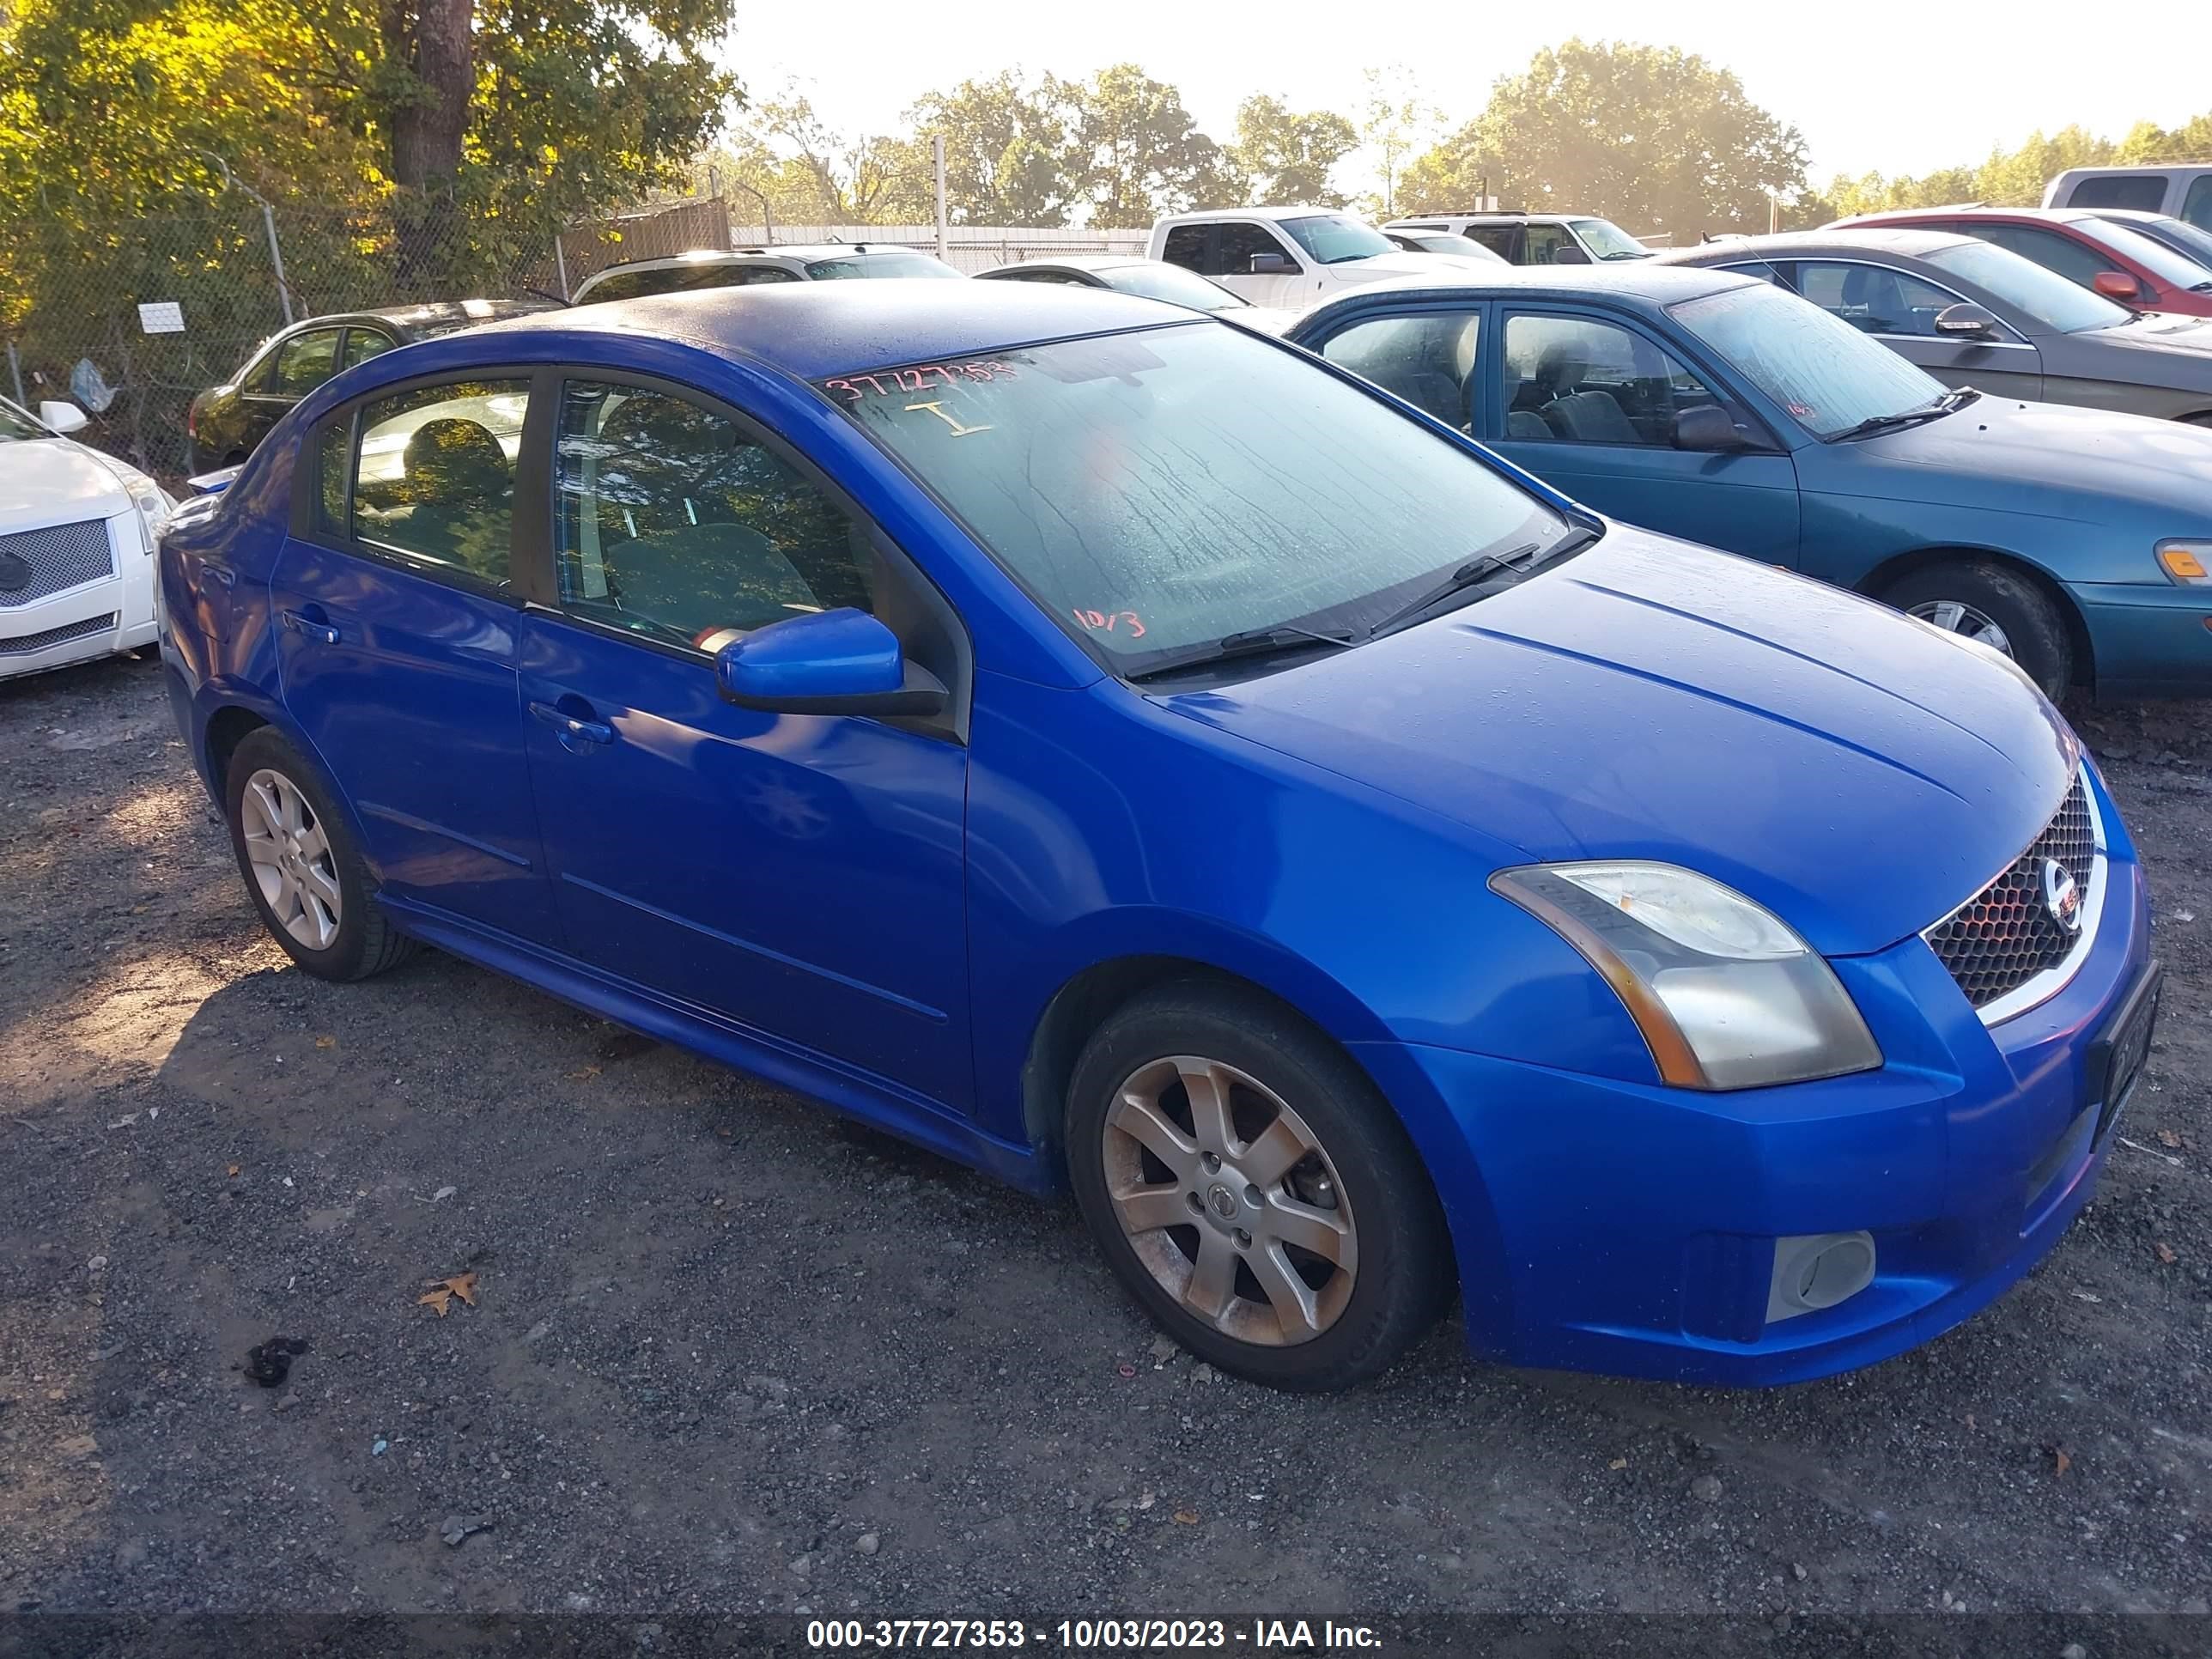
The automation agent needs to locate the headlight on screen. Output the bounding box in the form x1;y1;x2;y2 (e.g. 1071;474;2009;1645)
114;468;176;551
2156;539;2209;585
1491;861;1882;1091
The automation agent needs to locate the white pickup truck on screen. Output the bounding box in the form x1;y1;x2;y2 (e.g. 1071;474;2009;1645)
1147;206;1497;309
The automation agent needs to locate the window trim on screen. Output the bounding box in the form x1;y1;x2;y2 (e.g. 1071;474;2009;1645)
288;362;552;608
523;366;975;744
1492;301;1785;453
1776;256;2037;348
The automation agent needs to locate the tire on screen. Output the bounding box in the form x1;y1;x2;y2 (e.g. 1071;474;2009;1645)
223;727;416;981
1880;557;2073;699
1066;983;1453;1392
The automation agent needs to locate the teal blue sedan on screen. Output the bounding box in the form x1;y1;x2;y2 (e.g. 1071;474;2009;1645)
1286;267;2212;698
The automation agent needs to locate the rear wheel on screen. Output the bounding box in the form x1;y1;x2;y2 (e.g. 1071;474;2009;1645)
1066;984;1452;1391
1881;558;2072;698
223;728;415;981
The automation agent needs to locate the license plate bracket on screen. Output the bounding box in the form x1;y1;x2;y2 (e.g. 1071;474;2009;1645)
2089;960;2161;1144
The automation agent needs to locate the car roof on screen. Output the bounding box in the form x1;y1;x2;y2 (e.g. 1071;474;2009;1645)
1158;206;1351;226
368;300;555;336
1833;205;2104;230
1654;228;1978;262
1299;264;1754;319
580;245;924;282
464;280;1195;380
1388;213;1583;227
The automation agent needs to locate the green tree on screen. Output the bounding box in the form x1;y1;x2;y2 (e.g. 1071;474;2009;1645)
1067;64;1225;228
1403;40;1808;238
701;92;934;227
1357;66;1436;218
905;71;1080;227
1226;94;1357;206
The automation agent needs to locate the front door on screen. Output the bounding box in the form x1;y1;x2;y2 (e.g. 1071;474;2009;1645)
273;373;557;945
1209;222;1312;307
515;374;974;1109
1481;307;1801;563
1789;259;2046;403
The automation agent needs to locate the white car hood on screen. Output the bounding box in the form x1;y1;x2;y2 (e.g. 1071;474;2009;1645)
0;439;131;530
1326;252;1498;285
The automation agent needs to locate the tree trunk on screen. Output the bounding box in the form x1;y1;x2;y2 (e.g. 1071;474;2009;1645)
384;0;475;192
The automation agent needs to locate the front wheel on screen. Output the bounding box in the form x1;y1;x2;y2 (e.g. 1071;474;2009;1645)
1066;985;1453;1391
1881;558;2072;699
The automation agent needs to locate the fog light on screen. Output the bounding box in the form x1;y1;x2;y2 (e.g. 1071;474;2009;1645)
1766;1231;1876;1322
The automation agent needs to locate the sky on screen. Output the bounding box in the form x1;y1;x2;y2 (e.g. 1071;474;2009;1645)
714;0;2212;186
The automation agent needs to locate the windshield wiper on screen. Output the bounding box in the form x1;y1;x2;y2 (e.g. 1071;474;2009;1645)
1125;624;1355;683
1826;386;1979;443
1367;525;1601;640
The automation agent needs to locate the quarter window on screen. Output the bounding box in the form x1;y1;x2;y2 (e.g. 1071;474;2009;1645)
272;329;343;396
1791;263;1960;337
553;380;876;649
350;378;531;586
1501;313;1721;446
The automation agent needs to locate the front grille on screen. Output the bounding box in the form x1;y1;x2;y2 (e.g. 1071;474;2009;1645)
1924;772;2096;1011
0;611;116;655
0;519;117;609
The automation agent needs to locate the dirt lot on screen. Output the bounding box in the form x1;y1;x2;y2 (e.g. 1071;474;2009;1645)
3;653;2208;1635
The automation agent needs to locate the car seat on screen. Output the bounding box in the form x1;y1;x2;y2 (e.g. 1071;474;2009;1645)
1840;266;1913;334
396;418;512;577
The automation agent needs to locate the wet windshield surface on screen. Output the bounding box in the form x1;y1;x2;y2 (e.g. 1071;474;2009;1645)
1672;282;1948;439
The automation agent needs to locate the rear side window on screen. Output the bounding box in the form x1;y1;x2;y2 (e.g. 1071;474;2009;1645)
2066;174;2168;212
343;330;396;368
272;329;343;396
1160;225;1209;271
350;379;532;587
1320;310;1482;429
1463;226;1516;258
552;380;876;648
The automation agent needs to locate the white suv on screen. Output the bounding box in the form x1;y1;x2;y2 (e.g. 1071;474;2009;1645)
571;244;963;305
1382;214;1652;265
1146;207;1496;308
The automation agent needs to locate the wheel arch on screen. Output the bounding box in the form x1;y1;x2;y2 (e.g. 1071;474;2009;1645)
1858;544;2094;689
203;704;271;800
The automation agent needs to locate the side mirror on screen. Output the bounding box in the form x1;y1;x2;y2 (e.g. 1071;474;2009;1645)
1933;302;2000;339
1549;245;1592;265
1248;252;1293;275
2092;269;2141;302
714;608;946;717
1673;405;1747;452
39;400;88;434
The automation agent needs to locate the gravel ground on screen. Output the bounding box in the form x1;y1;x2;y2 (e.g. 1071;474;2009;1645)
2;653;2208;1634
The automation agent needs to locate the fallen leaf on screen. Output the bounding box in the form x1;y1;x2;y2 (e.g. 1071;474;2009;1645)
2154;1242;2178;1265
567;1064;602;1082
418;1272;479;1316
1172;1510;1200;1525
2053;1448;2072;1477
315;1036;336;1050
2156;1129;2182;1149
1607;1457;1628;1470
227;1164;240;1178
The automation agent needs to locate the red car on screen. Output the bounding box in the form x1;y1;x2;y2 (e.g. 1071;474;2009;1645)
1832;205;2212;318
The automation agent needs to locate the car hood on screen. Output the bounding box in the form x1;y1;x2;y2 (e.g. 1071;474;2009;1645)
0;438;133;529
1840;393;2212;519
2086;312;2212;378
1156;530;2077;957
1327;252;1500;286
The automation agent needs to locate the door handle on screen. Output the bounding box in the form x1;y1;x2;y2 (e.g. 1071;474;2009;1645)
278;608;339;644
528;700;614;746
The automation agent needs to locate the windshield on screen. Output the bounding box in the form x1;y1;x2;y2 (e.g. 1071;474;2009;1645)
1102;263;1249;311
1672;282;1946;439
803;252;963;281
1278;215;1398;266
0;399;50;441
820;325;1567;674
2083;219;2212;290
1571;219;1650;260
1923;240;2134;332
1411;234;1506;262
2115;215;2212;270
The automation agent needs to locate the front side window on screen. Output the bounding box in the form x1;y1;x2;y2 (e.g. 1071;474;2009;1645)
1276;215;1396;265
1500;313;1719;446
818;324;1565;672
1520;225;1573;265
1791;262;1963;337
351;379;530;586
801;252;962;281
273;330;343;396
0;399;46;441
1921;240;2131;333
1215;222;1298;276
2069;175;2168;212
1972;224;2125;288
1320;310;1481;429
1673;281;1945;440
554;381;875;649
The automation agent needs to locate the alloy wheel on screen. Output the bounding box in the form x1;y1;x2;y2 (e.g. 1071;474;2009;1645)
1908;599;2014;657
240;767;342;951
1101;1054;1358;1346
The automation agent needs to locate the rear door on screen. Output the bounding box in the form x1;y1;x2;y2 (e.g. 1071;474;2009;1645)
1787;259;2045;401
272;371;558;945
512;370;975;1109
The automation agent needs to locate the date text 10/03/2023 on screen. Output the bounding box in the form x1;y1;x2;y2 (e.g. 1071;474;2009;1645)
805;1620;1384;1650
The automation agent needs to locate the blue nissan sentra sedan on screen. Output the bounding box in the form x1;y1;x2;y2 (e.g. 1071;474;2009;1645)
1285;265;2212;701
157;283;2159;1391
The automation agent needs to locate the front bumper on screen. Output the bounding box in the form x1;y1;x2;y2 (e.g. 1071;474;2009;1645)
0;514;156;681
2075;580;2212;698
1359;779;2154;1387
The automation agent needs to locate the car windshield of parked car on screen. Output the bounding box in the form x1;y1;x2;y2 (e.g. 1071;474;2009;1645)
2084;220;2212;292
1571;220;1650;260
1921;240;2135;332
1101;263;1249;310
2119;215;2212;271
821;324;1569;674
803;252;963;280
1413;234;1506;262
0;400;48;441
1278;215;1399;265
1672;280;1948;440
